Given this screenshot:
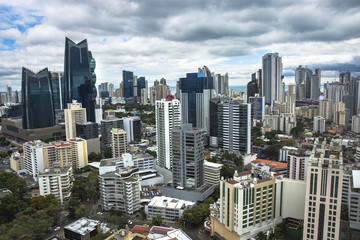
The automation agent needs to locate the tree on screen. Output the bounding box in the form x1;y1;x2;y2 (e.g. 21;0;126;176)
30;195;58;210
103;147;112;158
0;171;27;198
182;206;204;228
72;170;99;202
145;150;157;159
152;216;163;226
0;194;29;224
88;152;102;162
255;231;266;240
274;227;283;239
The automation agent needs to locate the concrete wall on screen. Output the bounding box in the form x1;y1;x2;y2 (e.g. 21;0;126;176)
282;179;306;219
87;137;101;154
154;164;173;184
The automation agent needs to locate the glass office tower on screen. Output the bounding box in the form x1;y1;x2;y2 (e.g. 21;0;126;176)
64;37;97;122
22;67;55;129
51;72;64;111
123;70;134;98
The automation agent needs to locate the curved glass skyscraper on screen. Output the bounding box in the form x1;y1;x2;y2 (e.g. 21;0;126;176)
64;37;97;122
21;67;55;129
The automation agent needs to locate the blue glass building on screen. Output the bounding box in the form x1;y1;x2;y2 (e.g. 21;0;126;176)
22;67;56;129
179;72;213;128
123;70;134;98
137;77;146;97
64;38;97;122
51;72;64;111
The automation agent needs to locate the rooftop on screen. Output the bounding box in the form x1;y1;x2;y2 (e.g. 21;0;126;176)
64;217;100;236
353;170;360;189
252;159;287;170
39;167;71;176
147;196;195;209
204;160;223;168
132;226;151;235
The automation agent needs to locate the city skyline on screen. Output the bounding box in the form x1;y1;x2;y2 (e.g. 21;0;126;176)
1;0;360;92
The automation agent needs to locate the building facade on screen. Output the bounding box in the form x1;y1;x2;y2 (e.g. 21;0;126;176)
111;128;127;157
155;97;181;169
64;100;87;140
262;53;283;105
69;138;88;169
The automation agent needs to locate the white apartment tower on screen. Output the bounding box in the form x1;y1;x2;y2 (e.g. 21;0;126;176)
303;140;343;240
313;116;326;134
65;100;87;140
262;53;283;105
23;140;52;181
155;97;181;169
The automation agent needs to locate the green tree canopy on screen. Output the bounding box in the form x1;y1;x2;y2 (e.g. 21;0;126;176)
152;215;163;226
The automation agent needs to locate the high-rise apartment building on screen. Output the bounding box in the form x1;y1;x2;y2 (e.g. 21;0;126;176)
333;101;347;126
262;53;283;105
204;160;223;186
64;37;97;122
21;68;56;129
23;140;53;181
172;124;205;189
155;97;181;169
319;99;333;120
313;116;326;134
218;99;252;154
38;167;73;204
99;167;141;214
111;128;127;157
286;150;311;181
352;115;360;133
123;117;141;143
211;172;306;239
65;100;87;140
76;122;98;139
49;141;72;168
149;78;170;105
179;72;214;131
69;138;88;169
303;140;343;240
349;170;360;230
349;77;360;117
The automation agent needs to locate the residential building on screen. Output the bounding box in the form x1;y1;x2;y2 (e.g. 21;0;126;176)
64;37;97;122
172;124;205;189
123;117;141;143
218;99;252;154
303;140;343;240
263;114;296;134
333;102;347;126
204;160;223;185
99;167;141;214
64;218;100;240
149;78;170;105
21;67;55;129
211;172;306;239
249;94;265;123
319;99;333;120
145;196;195;221
49;141;72;168
69;138;88;169
286;150;311;181
342;166;353;204
179;71;214;132
64;100;87;140
349;170;360;230
101;116;123;147
262;53;283;105
155;97;181;169
279;146;298;162
23;140;53;181
111;128;127;157
313;116;326;134
10;151;24;172
352;115;360;133
251;159;287;175
38;166;73;204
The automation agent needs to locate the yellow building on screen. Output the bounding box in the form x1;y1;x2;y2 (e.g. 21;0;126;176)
64;100;87;140
10;152;24;172
111;128;127;157
69;138;88;169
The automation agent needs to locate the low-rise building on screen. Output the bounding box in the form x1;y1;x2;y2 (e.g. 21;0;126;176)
145;196;195;221
38;167;73;204
10;151;24;172
251;159;287;175
99;167;141;214
64;217;100;240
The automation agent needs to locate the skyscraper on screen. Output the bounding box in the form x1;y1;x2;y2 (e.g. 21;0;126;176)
123;70;134;98
111;128;127;157
217;99;252;154
172;124;205;189
64;37;97;122
51;72;64;111
155;96;181;169
179;72;214;131
262;53;283;105
21;67;55;129
303;140;343;240
123;117;141;143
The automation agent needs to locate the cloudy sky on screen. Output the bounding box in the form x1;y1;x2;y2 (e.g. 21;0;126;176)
1;0;360;92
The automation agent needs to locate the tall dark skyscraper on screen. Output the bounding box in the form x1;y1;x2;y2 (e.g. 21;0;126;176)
262;53;283;105
51;72;64;111
21;67;55;129
179;72;214;130
137;77;146;97
64;37;97;122
123;70;134;98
